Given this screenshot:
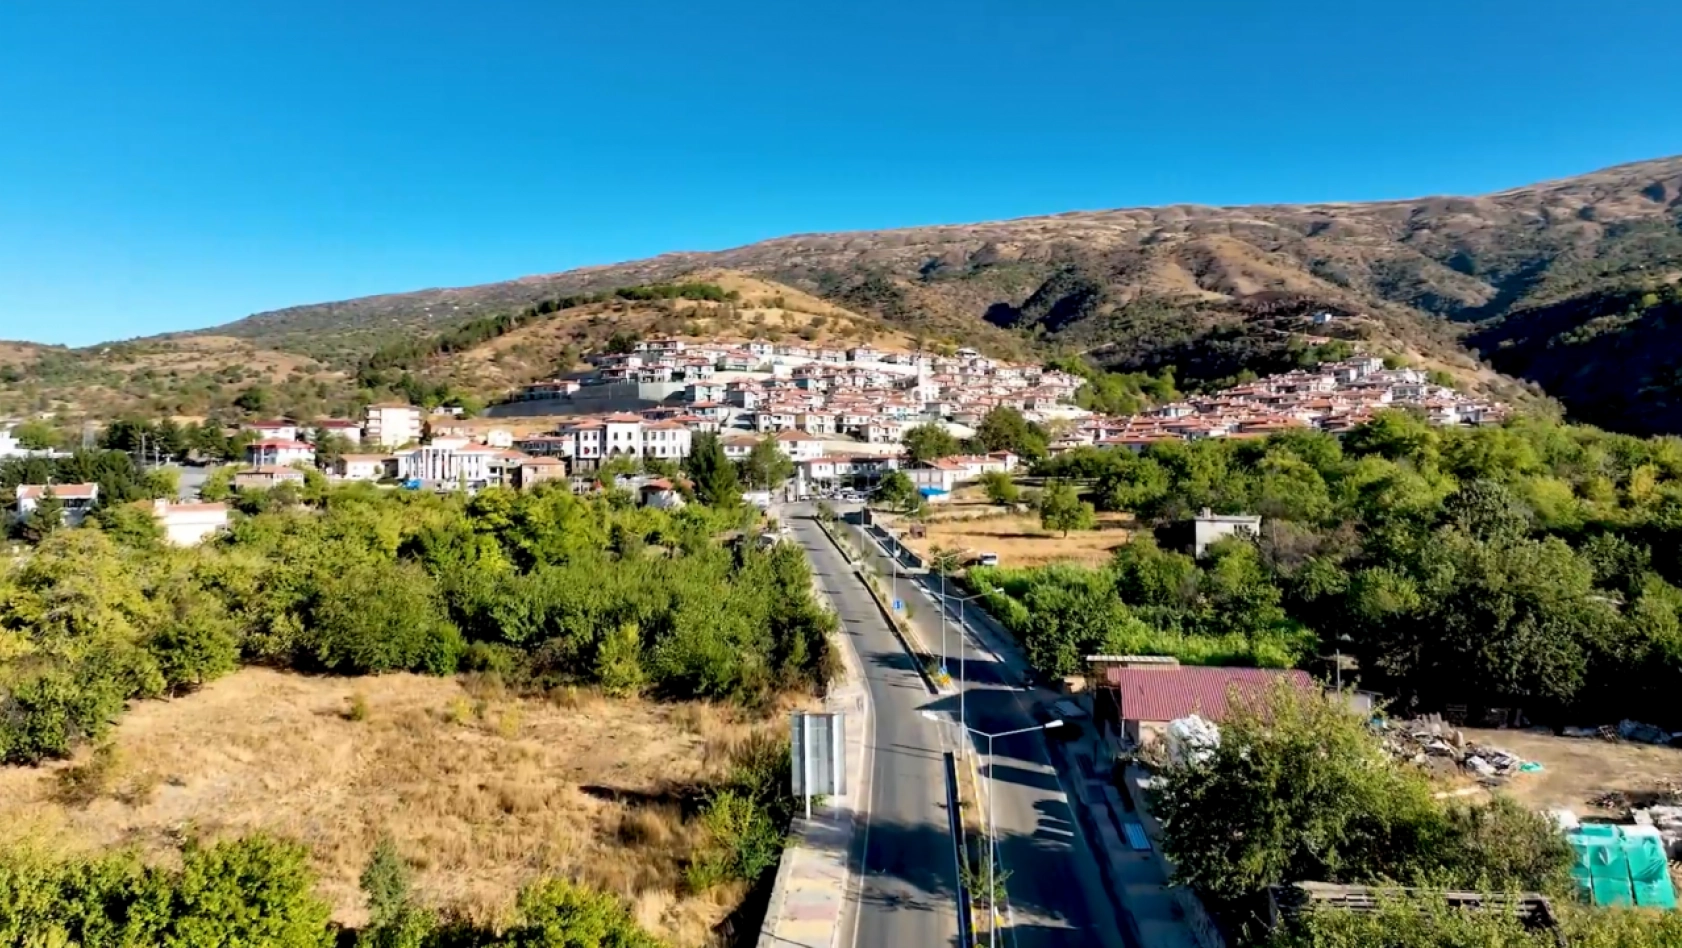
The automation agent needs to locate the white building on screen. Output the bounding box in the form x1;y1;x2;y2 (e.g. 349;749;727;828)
335;454;390;481
313;419;364;445
150;499;229;546
245;440;316;468
398;440;501;484
541;415;693;470
15;483;100;525
773;430;826;461
243;419;300;442
365;403;424;449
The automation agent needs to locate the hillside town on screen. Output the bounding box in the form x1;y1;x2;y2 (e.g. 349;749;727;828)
4;340;1513;512
231;341;1506;493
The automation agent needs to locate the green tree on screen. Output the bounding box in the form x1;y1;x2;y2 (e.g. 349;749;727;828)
972;407;1047;460
741;435;795;490
233;385;272;415
1038;481;1095;537
902;423;960;464
359;834;413;929
199;465;238;502
683;432;740;507
874;470;919;512
498;878;662;948
979;470;1019;506
19;487;66;543
11;418;60;450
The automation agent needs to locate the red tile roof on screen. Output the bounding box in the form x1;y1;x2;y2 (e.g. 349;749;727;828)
1103;666;1314;723
17;483;98;500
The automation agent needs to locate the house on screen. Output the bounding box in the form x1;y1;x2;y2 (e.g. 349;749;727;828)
1160;508;1263;557
482;428;515;449
14;483;99;525
243;419;300;442
233;465;306;490
518;379;581;402
312;419;363;444
638;477;685;510
773;430;826;461
245;439;315;468
512;456;568;490
334;454;391;481
1094;666;1315;747
149;499;229;546
364;403;424;449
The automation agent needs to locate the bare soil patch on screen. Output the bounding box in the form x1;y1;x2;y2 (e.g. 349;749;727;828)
0;667;801;946
1457;728;1682;818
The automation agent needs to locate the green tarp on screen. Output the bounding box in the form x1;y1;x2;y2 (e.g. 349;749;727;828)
1566;824;1677;910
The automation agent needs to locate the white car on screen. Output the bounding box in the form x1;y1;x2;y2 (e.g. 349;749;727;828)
976;552;1000;567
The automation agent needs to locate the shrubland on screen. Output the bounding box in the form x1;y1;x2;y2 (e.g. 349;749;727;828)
0;482;836;946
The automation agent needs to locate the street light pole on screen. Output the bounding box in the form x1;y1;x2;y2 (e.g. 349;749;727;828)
966;720;1062;948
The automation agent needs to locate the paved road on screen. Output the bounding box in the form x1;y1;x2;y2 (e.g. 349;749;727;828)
834;509;1128;948
788;512;963;948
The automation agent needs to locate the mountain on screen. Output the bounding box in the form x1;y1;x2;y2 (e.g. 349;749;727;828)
5;155;1681;429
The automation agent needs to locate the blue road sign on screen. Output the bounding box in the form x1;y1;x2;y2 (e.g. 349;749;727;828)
893;598;903;611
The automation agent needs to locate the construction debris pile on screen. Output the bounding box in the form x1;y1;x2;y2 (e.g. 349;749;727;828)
1374;716;1541;783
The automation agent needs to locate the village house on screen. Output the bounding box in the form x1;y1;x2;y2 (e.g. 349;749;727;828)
364;403;424;449
334;454;391;481
14;483;100;525
245;439;315;468
148;499;230;546
1093;665;1315;748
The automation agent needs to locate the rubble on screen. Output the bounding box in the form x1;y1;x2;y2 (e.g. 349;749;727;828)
1375;715;1536;783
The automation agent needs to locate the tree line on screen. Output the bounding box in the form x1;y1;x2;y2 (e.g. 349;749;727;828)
975;410;1682;728
0;482;836;765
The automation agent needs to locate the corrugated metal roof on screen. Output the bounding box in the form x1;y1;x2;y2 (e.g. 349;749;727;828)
1105;666;1314;723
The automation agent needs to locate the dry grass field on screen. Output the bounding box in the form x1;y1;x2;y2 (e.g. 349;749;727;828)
0;668;808;946
885;487;1134;568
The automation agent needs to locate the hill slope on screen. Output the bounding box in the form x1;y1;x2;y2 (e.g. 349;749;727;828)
192;154;1682;428
0;273;906;421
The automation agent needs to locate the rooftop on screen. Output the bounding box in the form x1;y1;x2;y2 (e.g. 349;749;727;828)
1103;666;1314;723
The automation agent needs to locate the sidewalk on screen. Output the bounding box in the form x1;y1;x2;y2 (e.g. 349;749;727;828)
755;546;870;948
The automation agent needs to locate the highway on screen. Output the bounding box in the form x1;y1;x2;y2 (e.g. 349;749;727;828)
788;506;1126;948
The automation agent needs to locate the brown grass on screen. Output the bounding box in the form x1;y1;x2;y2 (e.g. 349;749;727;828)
888;489;1134;568
0;668;802;946
1456;728;1682;818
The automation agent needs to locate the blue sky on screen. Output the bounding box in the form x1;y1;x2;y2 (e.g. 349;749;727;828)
2;0;1679;347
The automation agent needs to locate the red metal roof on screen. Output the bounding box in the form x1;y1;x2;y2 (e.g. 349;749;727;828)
1104;666;1313;723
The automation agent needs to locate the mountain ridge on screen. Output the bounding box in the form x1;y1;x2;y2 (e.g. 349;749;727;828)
5;154;1682;432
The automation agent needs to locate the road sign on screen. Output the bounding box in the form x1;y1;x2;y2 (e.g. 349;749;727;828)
790;711;846;818
893;598;903;611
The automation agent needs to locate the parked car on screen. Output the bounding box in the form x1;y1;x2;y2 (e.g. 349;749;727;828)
976;552;1000;567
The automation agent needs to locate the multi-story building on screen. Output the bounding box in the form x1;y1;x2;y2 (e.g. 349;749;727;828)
397;439;502;484
364;403;424;449
245;439;316;468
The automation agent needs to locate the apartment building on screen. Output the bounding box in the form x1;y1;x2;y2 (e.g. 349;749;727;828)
365;403;424;449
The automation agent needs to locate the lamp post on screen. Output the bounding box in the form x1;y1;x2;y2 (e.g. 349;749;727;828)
942;587;992;739
965;720;1062;948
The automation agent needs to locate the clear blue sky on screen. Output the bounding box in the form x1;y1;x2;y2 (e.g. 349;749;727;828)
2;0;1679;347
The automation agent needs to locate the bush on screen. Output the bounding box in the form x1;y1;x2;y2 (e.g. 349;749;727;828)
306;562;465;675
